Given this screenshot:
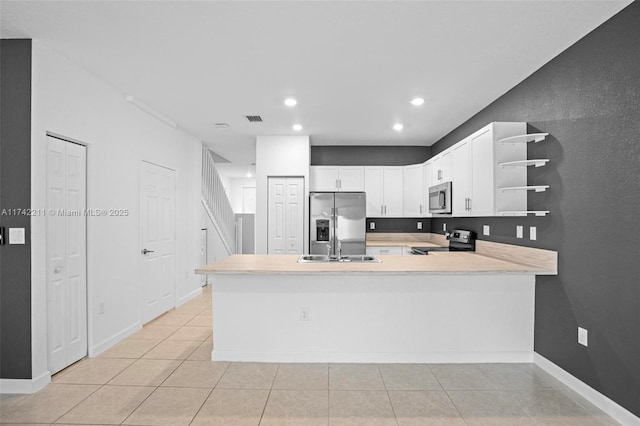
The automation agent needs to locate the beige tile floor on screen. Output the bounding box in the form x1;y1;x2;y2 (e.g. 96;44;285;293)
0;285;620;425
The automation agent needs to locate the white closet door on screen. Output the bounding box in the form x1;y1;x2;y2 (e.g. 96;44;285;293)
47;136;87;374
284;178;304;254
268;177;304;254
268;178;286;254
140;161;176;323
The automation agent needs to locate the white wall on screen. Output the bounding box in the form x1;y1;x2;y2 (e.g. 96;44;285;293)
229;177;256;213
255;135;310;254
30;41;203;382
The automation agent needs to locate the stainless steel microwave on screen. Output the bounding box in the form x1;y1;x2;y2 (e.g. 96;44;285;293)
428;181;452;214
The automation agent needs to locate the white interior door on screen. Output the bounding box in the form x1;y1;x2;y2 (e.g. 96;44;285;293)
47;136;87;374
140;161;176;323
268;177;304;254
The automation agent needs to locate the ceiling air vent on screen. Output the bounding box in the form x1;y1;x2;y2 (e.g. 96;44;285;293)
245;115;263;122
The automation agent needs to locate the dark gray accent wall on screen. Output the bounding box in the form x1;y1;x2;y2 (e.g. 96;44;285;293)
366;218;430;234
0;39;33;379
430;4;640;415
311;145;431;166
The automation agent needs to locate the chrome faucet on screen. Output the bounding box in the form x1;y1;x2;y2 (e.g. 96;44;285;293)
327;244;331;257
337;240;342;258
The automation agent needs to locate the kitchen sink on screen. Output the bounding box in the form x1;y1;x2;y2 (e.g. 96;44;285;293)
297;254;381;263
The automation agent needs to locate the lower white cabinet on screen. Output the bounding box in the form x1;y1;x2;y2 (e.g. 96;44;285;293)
366;246;404;255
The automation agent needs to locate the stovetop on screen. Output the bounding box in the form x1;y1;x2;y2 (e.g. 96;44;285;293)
410;230;476;255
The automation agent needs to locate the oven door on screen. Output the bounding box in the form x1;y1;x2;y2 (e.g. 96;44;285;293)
428;182;452;214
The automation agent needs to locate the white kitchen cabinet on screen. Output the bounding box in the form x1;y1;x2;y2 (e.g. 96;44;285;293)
310;166;364;191
403;163;425;217
365;166;403;217
451;137;472;216
431;150;452;184
366;246;403;255
447;122;528;217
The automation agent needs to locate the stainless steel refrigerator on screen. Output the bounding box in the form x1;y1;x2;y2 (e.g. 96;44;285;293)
309;192;366;255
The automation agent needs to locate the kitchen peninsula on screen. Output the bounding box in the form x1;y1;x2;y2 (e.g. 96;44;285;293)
196;241;556;364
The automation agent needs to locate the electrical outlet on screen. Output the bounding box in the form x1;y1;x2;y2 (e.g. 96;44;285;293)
98;302;105;315
443;223;447;232
483;225;490;236
516;225;523;239
300;307;309;321
578;327;588;346
369;222;375;230
417;221;422;230
530;226;537;241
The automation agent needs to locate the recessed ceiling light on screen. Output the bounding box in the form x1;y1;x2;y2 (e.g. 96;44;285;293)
292;124;303;131
214;123;230;129
393;123;404;132
284;98;297;107
410;98;424;106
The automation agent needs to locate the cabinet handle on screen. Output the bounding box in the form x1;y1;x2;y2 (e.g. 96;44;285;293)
384;205;387;215
419;204;422;214
381;205;384;215
339;179;342;189
336;179;339;189
468;198;471;211
464;198;468;210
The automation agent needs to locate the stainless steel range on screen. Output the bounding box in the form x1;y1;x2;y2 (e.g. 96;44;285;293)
410;229;476;255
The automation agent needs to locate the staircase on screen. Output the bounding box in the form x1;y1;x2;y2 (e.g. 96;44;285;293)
201;147;235;254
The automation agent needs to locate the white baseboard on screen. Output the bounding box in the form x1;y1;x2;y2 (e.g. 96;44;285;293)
0;371;51;394
177;286;203;307
534;353;640;426
89;322;142;357
212;351;534;364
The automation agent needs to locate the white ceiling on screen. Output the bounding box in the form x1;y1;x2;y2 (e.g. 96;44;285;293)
1;0;631;177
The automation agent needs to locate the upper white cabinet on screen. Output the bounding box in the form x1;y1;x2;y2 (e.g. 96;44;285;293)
309;122;547;218
310;166;364;191
451;137;472;216
403;163;425;217
364;166;403;217
447;122;529;217
430;150;452;184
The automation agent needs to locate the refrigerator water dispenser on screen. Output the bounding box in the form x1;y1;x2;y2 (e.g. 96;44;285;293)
316;219;330;241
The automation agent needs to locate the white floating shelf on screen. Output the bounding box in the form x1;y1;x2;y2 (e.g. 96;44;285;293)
498;210;550;217
499;159;550;168
497;133;549;144
499;185;549;193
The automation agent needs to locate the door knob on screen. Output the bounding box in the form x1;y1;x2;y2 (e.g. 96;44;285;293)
142;248;155;255
54;266;62;273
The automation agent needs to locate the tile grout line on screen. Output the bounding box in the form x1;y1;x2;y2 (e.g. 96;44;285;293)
48;382;103;425
257;363;280;425
378;364;401;426
187;361;232;426
114;308;203;425
426;364;470;425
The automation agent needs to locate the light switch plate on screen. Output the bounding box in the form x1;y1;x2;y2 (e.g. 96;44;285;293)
516;225;523;239
417;221;422;230
530;226;537;240
443;223;447;232
369;222;375;230
483;225;490;236
578;327;588;346
9;228;26;244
